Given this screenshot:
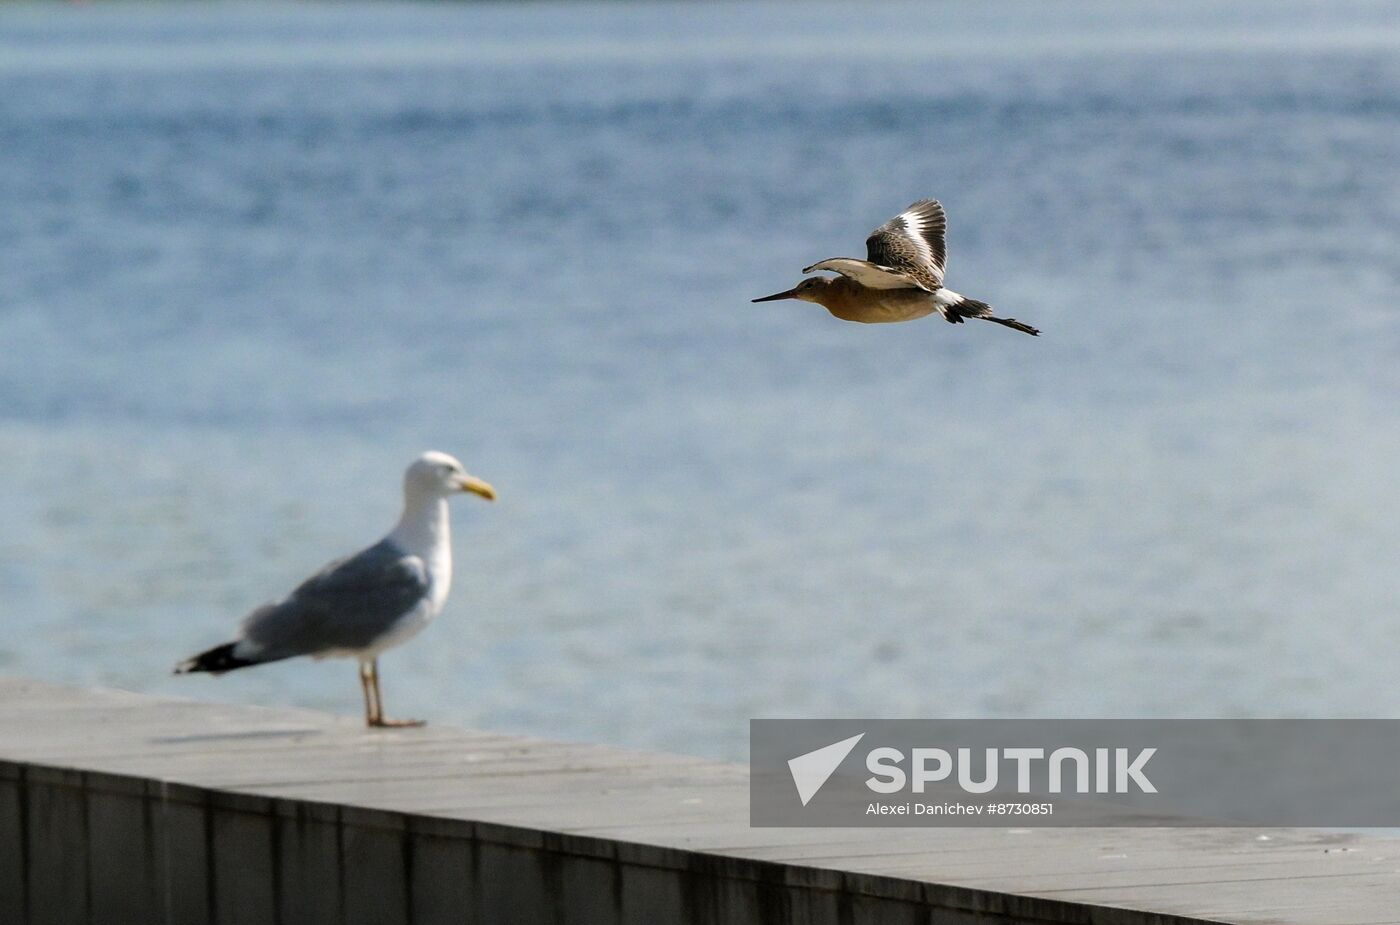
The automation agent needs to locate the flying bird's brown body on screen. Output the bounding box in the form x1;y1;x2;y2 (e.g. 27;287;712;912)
794;276;939;324
752;198;1040;336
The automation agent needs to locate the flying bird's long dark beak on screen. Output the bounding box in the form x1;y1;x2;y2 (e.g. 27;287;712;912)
752;288;799;303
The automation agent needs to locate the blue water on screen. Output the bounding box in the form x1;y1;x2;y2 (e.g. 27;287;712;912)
2;1;1398;760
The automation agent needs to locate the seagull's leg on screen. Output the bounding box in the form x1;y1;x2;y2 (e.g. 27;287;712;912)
359;659;380;726
367;657;425;728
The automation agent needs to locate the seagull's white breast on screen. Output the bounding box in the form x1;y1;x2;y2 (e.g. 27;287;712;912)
369;495;455;656
424;542;452;615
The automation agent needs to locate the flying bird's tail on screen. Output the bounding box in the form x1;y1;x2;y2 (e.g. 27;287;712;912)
942;296;1040;336
174;641;258;675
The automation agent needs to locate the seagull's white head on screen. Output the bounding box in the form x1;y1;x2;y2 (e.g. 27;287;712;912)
751;276;832;305
404;451;496;501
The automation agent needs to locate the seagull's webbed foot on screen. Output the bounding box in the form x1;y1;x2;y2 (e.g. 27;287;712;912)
368;717;427;729
360;658;425;729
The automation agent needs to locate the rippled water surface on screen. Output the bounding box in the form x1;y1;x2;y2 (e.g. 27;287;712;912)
2;1;1398;759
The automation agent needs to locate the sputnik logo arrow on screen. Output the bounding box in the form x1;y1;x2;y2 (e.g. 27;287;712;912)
788;733;865;806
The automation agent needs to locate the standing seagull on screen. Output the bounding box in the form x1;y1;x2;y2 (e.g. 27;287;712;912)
176;451;496;728
753;199;1039;335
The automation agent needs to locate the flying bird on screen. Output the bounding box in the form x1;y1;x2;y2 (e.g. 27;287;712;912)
176;451;496;728
753;199;1039;335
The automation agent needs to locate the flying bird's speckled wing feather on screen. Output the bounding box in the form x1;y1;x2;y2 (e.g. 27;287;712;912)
864;199;947;291
802;257;922;289
238;539;430;661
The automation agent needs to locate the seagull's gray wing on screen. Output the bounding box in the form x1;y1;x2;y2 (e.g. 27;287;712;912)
238;539;429;661
864;199;947;291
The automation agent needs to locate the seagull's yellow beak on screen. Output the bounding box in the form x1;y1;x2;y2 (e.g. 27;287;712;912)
457;475;496;501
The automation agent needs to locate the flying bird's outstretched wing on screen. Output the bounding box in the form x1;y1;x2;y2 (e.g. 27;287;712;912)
801;257;923;289
864;199;947;291
802;199;948;292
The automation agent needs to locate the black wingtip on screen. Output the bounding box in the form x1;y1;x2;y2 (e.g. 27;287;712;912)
990;317;1040;336
174;641;254;676
946;297;1040;336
